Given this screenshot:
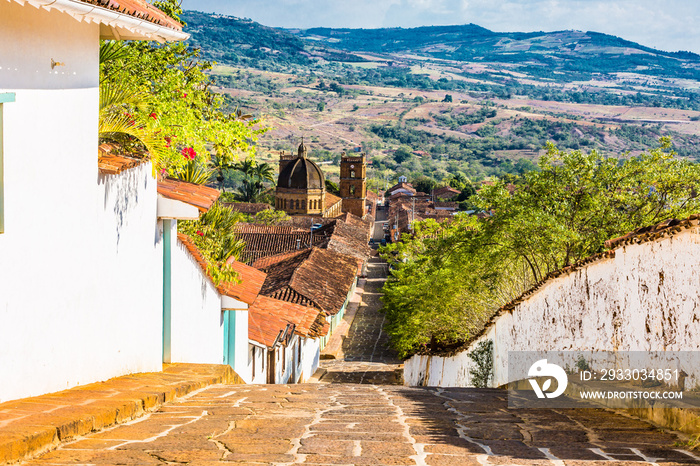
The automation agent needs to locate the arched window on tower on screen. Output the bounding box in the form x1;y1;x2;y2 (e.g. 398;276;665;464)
302;200;306;210
350;170;355;178
350;186;356;196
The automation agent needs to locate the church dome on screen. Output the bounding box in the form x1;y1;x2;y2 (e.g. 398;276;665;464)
277;156;325;190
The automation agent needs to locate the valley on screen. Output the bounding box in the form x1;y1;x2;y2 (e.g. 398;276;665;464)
182;10;700;186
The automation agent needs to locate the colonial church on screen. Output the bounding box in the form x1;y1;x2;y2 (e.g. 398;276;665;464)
275;140;367;218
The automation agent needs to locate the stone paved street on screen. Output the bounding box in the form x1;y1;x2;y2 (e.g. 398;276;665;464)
23;383;700;465
319;256;403;385
22;246;700;465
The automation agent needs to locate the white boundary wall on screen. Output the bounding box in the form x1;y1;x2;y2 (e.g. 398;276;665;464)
170;238;225;364
0;3;168;402
405;227;700;387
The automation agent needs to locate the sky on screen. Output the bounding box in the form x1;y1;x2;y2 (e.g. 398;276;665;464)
180;0;700;55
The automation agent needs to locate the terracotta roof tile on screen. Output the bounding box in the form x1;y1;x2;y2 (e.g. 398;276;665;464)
251;249;310;270
249;306;291;349
249;296;328;348
433;186;461;199
324;192;342;211
387;182;417;196
235;223;327;264
434;201;458;209
249;296;328;341
259;248;358;316
97;153;146;175
77;0;183;31
158;178;220;212
220;259;267;306
221;202;273;214
179;233;270;306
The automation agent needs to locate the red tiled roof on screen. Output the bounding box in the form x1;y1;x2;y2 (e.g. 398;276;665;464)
386;182;417;196
249;305;291;349
252;249;310;270
259;248;358;316
97;153;145;175
235;223;326;264
324;192;342;211
158;178;220;212
221;202;273;215
434;201;458;210
220;259;267;306
249;295;328;343
77;0;183;31
433;186;461;199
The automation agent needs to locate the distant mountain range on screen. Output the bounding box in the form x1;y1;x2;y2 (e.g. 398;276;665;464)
182;10;700;82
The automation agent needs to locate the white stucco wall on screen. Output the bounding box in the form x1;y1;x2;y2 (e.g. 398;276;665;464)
230;309;251;383
0;3;170;402
405;228;700;387
299;337;321;383
248;342;268;384
170;238;225;365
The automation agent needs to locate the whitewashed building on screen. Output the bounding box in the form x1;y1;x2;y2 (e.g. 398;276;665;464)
0;0;188;402
248;295;329;384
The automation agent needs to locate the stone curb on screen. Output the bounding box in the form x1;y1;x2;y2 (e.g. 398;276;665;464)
0;364;241;465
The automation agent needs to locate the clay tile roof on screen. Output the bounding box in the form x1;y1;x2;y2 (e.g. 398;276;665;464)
248;305;291;349
220;259;267;306
235;223;327;264
387;182;417;196
324;192;342;211
434;201;458;209
77;0;183;31
249;296;328;347
221;202;273;215
433;186;461;199
251;249;310;270
97;153;145;175
157;178;220;212
259;247;358;316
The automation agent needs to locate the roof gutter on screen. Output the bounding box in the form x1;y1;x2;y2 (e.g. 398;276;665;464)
10;0;189;42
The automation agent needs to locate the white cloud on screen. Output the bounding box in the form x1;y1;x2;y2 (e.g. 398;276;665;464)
181;0;700;53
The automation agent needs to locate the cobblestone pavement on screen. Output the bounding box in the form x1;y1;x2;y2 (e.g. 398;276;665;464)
24;383;699;465
319;256;403;385
23;246;699;465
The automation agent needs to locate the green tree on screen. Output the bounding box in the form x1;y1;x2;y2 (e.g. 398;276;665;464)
99;3;264;175
381;139;700;357
178;202;247;285
325;179;340;195
393;146;413;164
412;176;437;194
232;159;276;202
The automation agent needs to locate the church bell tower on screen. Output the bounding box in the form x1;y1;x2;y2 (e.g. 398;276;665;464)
339;152;367;218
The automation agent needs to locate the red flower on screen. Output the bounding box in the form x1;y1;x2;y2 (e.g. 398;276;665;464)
149;112;157;120
196;230;204;237
164;136;172;148
181;147;197;160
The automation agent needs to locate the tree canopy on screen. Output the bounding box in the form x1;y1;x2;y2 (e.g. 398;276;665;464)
99;0;265;176
381;139;700;358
